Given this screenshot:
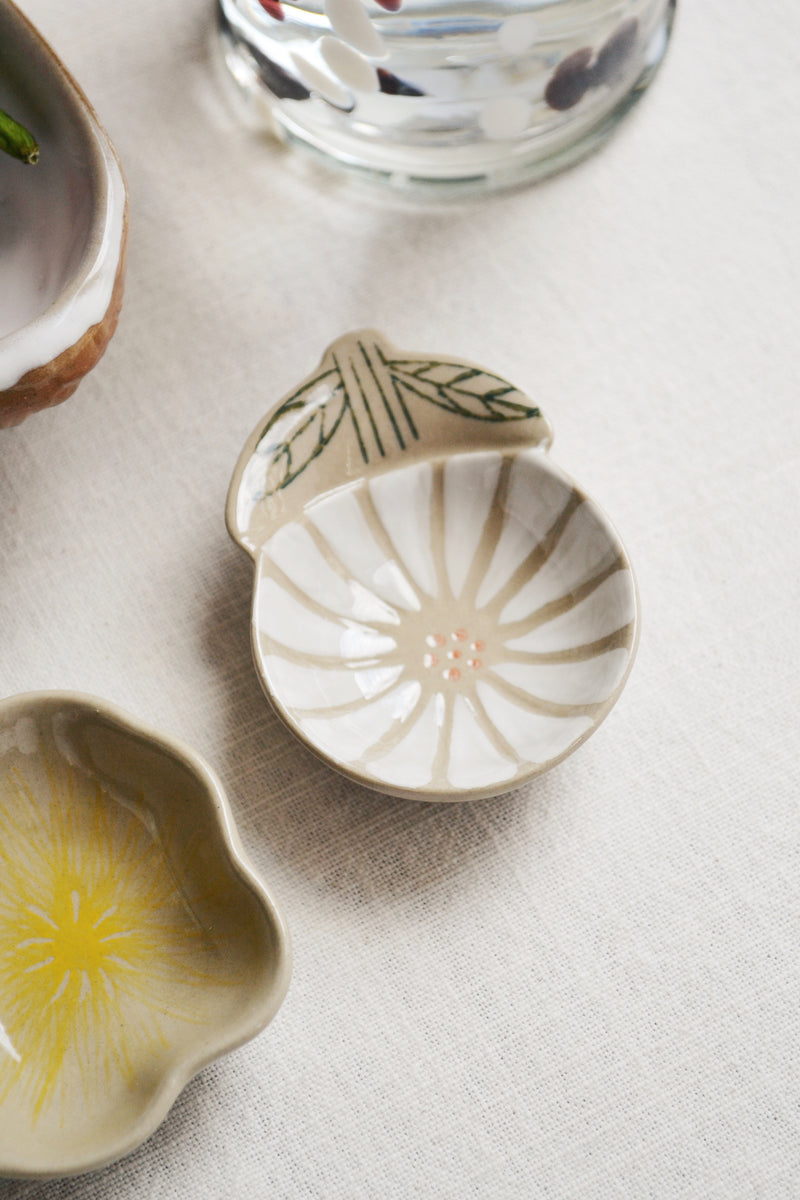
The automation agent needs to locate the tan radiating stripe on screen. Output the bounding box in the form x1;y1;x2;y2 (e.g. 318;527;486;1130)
286;683;406;721
497;559;626;642
483;488;582;616
466;682;524;765
482;670;607;720
429;461;449;601
458;455;515;608
258;632;406;671
432;691;454;784
358;687;428;763
501;621;635;666
278;518;381;605
354;478;424;600
256;560;406;669
261;522;404;627
259;552;355;626
306;497;415;604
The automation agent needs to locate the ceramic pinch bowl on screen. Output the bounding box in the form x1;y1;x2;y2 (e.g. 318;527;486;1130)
0;0;128;427
0;692;291;1179
227;330;640;803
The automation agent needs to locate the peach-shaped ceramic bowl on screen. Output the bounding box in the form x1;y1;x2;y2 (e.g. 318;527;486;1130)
0;692;291;1178
0;0;128;427
227;329;640;802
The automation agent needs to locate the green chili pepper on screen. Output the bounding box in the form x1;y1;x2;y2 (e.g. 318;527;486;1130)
0;107;39;164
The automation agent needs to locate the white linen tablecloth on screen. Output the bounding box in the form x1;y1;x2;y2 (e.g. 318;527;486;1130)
2;0;800;1194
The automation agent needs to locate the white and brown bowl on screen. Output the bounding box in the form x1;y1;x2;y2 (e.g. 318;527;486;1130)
0;0;128;427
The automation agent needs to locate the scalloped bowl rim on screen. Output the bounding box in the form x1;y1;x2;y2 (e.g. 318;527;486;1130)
0;690;292;1179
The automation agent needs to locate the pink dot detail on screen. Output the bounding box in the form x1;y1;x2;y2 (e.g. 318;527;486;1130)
452;629;468;641
444;667;461;682
448;649;462;660
471;639;485;652
468;658;482;670
423;654;439;669
427;633;446;647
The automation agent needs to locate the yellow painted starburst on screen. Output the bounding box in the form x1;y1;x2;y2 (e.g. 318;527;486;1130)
0;757;229;1123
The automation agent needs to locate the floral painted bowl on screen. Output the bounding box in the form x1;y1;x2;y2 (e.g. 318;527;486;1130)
0;692;290;1179
227;330;639;802
0;0;128;427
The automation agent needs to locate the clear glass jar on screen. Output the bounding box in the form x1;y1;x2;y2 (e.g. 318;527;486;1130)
215;0;676;194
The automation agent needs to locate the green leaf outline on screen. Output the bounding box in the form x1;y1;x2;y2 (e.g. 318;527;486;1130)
253;339;543;500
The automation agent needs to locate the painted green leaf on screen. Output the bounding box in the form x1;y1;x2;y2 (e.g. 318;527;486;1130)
387;358;541;422
250;335;543;501
257;367;352;496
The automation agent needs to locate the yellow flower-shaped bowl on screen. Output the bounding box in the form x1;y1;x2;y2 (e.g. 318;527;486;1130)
0;692;291;1179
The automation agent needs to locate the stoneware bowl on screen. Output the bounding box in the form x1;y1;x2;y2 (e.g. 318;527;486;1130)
0;692;291;1179
227;330;640;802
0;0;128;427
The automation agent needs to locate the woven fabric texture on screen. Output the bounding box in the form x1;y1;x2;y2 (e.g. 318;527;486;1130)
1;0;799;1195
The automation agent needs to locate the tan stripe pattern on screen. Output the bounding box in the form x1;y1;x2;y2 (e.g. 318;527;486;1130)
253;449;637;798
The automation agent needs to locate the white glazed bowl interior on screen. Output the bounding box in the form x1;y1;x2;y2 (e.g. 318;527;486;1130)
252;447;638;800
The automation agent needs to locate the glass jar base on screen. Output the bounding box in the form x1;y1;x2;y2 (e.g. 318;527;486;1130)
214;0;676;197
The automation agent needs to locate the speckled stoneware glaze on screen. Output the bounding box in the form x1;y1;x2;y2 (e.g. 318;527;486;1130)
227;330;640;802
0;693;291;1179
0;0;128;427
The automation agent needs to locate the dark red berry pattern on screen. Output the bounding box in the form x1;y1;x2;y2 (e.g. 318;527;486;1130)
545;17;640;111
257;0;285;20
544;46;593;111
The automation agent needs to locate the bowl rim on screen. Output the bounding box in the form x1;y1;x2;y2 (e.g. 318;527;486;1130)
0;689;292;1179
0;0;128;393
246;448;641;803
